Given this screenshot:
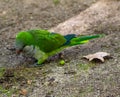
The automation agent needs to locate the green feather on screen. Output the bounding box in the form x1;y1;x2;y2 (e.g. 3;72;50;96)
69;34;104;46
27;29;66;52
15;29;104;65
15;31;35;50
16;31;35;45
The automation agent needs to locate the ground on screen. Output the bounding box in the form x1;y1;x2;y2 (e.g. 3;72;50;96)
0;0;120;97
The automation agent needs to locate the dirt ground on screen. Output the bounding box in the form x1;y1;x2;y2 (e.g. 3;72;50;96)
0;0;120;97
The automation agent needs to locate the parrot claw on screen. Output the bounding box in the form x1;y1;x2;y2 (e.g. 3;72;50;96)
32;62;44;67
33;63;39;67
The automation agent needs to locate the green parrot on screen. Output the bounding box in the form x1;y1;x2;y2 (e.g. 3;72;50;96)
15;29;104;65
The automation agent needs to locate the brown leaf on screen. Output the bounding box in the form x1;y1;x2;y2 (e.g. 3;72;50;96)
19;89;28;96
83;52;110;62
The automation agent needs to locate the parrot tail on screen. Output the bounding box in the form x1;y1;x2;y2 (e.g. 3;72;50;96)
63;34;104;46
63;34;76;45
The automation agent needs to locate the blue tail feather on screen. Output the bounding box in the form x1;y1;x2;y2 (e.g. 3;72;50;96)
63;34;76;45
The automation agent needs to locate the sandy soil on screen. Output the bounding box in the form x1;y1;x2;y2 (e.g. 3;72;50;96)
0;0;120;97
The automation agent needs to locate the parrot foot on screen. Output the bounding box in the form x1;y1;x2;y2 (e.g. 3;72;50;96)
36;55;48;66
32;62;44;67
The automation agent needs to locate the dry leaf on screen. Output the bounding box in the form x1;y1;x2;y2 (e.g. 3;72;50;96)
19;89;28;96
83;52;110;62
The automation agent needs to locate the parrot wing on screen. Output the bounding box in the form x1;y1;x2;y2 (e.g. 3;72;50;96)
27;30;66;52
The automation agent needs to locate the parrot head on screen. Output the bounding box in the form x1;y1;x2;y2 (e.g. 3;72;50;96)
15;31;34;54
15;39;25;54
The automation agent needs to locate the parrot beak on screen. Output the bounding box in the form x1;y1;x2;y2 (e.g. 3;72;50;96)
15;43;25;54
16;49;23;54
